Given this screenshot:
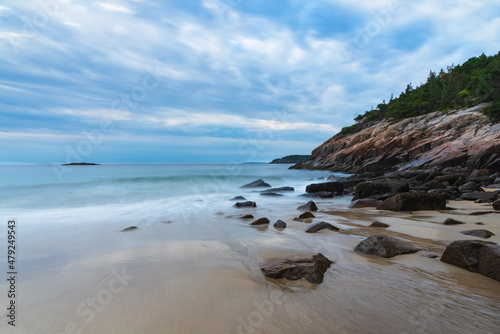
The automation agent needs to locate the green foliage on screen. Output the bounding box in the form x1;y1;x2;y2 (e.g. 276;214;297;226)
354;51;500;123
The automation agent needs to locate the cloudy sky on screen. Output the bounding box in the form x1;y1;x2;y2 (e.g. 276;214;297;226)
1;0;499;164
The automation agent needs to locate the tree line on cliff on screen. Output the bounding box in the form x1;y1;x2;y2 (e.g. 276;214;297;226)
342;51;500;136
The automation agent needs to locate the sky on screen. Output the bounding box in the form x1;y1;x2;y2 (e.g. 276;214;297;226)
0;0;499;164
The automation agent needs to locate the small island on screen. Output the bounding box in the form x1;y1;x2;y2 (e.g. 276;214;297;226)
61;162;100;166
270;155;311;164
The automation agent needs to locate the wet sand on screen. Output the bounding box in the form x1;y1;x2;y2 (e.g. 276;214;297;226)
1;198;499;333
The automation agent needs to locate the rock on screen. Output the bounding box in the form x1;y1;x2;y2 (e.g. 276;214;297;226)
262;186;294;193
273;220;287;229
428;189;460;200
260;192;283;197
353;179;409;200
234;201;257;208
121;226;138;232
305;182;344;195
301;191;334;198
493;199;500;210
251;218;270;226
299;212;315;219
241;179;271;188
460;229;495;239
231;196;246;200
369;221;390;228
297;201;318;212
443;218;466;225
305;222;340;233
458;182;484;193
377;193;447;211
421;253;439;259
354;235;424;258
475;222;485;225
293;217;303;222
470;169;490;178
340;178;366;190
461;192;497;201
349;198;382;208
240;214;254;219
441;240;500;281
494;177;500;184
258;253;333;284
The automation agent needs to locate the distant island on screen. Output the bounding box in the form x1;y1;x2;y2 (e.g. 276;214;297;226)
61;162;100;166
270;155;311;164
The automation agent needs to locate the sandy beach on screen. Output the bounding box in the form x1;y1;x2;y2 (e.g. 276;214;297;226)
2;189;499;334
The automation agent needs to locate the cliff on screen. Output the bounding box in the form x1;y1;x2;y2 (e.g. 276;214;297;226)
292;103;500;173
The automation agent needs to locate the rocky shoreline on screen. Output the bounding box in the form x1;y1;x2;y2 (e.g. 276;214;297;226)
233;172;500;283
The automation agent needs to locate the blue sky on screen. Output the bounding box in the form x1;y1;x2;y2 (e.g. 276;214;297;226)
1;0;499;164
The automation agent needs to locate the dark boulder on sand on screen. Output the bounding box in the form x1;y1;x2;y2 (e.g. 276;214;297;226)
441;240;500;282
492;199;500;210
305;222;339;233
234;201;257;208
241;179;271;188
349;198;382;208
306;182;344;195
377;192;446;211
251;218;270;226
354;235;424;258
240;214;254;219
369;221;389;228
460;229;495;239
121;226;138;232
259;253;333;284
353;179;409;200
299;212;315;219
443;218;466;225
273;220;287;229
297;201;318;212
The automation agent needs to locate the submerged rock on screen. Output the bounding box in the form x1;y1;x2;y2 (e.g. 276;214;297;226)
262;186;294;193
273;220;287;229
121;226;138;232
441;240;500;282
443;218;466;225
259;253;333;284
305;222;339;233
241;179;271;188
460;229;495;239
369;221;390;228
260;192;283;197
251;218;270;226
349;198;382;208
293;217;303;222
231;196;246;201
354;235;424;258
297;201;318;212
377;192;447;211
234;201;257;208
299;212;315;219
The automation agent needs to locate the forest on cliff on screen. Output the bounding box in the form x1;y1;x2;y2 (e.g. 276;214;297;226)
342;52;500;136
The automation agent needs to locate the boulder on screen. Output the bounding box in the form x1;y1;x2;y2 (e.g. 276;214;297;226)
259;253;333;284
306;182;344;195
293;217;303;222
241;179;271;188
376;192;447;211
305;222;340;233
460;192;497;201
297;201;318;212
231;196;246;201
460;229;495;239
441;240;500;281
234;201;256;208
251;218;270;226
443;217;466;225
299;212;315;219
260;192;283;197
353;179;409;200
354;235;424;258
240;214;254;219
349;198;382;208
493;199;500;210
369;221;390;228
273;220;287;229
458;182;483;193
121;226;138;232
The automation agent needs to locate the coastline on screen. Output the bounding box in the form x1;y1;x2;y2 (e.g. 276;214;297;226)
1;167;499;334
